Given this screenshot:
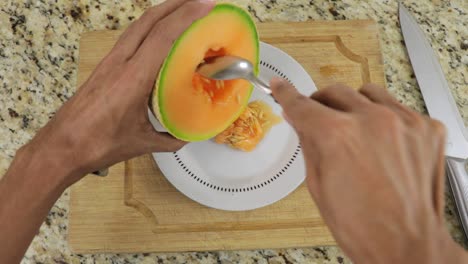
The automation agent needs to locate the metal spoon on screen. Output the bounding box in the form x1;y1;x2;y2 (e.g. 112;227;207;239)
196;55;272;95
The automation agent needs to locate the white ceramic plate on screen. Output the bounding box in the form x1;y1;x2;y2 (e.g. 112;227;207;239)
151;42;317;211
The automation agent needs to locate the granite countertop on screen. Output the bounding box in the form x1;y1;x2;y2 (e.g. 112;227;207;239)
0;0;467;263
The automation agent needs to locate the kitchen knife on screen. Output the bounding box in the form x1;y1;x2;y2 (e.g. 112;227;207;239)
399;3;468;236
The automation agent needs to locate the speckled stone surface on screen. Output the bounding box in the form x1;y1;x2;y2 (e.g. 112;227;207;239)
0;0;466;263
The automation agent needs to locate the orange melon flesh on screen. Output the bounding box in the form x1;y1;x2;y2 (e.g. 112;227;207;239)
152;4;259;142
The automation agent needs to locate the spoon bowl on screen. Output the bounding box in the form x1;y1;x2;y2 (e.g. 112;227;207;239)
197;55;272;95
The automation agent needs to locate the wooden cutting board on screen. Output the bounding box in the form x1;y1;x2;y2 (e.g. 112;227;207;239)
69;20;385;253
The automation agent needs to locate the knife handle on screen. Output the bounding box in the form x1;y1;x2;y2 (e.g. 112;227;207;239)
92;168;109;177
446;158;468;238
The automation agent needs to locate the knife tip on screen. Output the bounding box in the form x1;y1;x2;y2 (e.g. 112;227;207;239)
398;2;405;21
398;2;408;17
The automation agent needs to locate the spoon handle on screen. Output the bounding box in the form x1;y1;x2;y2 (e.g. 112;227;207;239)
249;75;272;95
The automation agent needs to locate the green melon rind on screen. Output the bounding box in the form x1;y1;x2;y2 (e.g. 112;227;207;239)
151;3;260;142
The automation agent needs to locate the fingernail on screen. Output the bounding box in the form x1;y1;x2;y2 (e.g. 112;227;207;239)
271;77;284;83
271;77;286;87
197;0;215;3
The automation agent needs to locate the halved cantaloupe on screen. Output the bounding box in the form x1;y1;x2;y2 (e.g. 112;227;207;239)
151;3;259;142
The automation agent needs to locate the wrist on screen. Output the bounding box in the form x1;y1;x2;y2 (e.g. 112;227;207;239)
437;229;468;264
350;219;467;264
18;140;83;189
397;226;467;264
388;225;466;264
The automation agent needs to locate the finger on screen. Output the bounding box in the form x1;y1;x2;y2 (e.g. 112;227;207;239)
306;177;323;209
305;160;323;204
132;0;214;71
311;84;370;112
112;0;192;59
360;83;421;125
270;77;334;127
358;83;395;105
430;120;447;220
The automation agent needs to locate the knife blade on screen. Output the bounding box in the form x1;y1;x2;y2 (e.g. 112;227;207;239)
399;4;468;159
399;3;468;236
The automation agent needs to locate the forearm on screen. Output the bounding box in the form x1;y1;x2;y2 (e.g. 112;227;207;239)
436;230;468;264
0;143;78;264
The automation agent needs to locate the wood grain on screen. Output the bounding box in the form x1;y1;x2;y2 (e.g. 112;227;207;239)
69;20;385;253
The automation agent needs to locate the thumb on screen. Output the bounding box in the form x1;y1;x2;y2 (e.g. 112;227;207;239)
147;131;188;153
270;77;309;126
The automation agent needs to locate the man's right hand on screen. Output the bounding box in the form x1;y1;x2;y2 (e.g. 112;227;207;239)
270;78;467;263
